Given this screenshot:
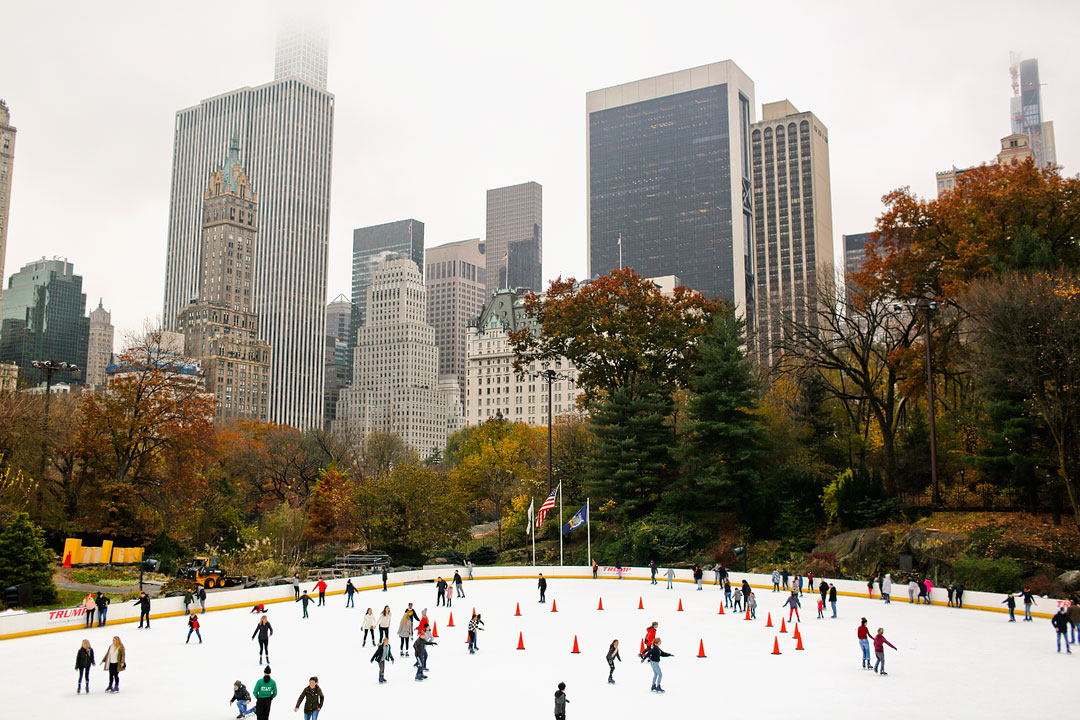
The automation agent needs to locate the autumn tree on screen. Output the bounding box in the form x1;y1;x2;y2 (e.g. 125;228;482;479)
361;431;418;479
510;268;722;405
219;421;327;512
306;465;357;543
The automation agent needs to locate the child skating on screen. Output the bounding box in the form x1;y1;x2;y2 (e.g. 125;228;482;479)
370;637;394;683
606;639;621;683
873;627;897;675
554;682;569;720
784;590;801;622
230;680;255;718
468;613;484;653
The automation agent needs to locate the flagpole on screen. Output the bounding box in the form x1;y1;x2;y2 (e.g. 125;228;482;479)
586;498;591;569
618;234;623;270
559;484;563;566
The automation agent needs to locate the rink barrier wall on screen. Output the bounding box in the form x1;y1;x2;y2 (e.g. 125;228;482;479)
0;565;1066;641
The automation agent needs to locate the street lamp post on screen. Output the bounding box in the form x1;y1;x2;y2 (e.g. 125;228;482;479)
31;360;79;478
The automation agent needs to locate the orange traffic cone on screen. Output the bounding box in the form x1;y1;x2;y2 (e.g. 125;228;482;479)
793;623;801;639
472;607;476;616
766;612;773;627
795;633;805;650
639;638;646;655
771;636;782;655
571;635;581;654
551;599;558;612
448;612;455;627
433;622;439;638
598;597;604;611
718;603;725;615
516;632;525;650
514;603;521;616
677;598;684;612
780;617;788;633
63;552;72;568
744;607;751;620
697;639;707;658
638;597;644;610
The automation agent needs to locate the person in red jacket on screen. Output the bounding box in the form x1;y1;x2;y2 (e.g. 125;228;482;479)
314;580;328;607
186;614;202;644
873;627;897;675
857;618;872;669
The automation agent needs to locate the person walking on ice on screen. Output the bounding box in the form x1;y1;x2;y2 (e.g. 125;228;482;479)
873;628;897;675
253;666;277;720
829;584;838;618
398;607;415;656
370;636;394;683
784;590;801;622
554;682;569;719
230;679;255;718
186;613;202;644
362;608;376;646
252;616;273;664
748;591;757;619
444;580;453;608
857;618;872;670
436;577;447;606
1052;606;1072;653
413;632;436;680
539;573;548;603
606;639;621;683
294;676;324;719
641;637;673;693
75;638;95;694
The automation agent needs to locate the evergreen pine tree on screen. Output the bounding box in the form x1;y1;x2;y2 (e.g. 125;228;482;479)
674;309;768;515
972;386;1045;511
0;512;58;605
587;382;675;523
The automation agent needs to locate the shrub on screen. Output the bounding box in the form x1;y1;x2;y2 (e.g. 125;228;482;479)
823;468;900;528
627;512;699;565
468;546;498;566
1024;573;1065;598
951;555;1023;593
431;549;466;565
0;512;59;606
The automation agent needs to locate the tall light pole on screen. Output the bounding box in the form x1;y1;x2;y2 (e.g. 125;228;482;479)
31;360;79;480
899;300;940;505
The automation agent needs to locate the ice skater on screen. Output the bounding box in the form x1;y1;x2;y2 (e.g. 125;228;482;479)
954;583;965;608
857;618;872;669
539;573;548;603
807;572;815;592
554;682;569;719
1070;598;1080;643
362;608;376;645
291;576;301;600
1021;586;1037;621
184;587;194;615
197;585;207;613
250;604;267;614
297;590;312;618
781;568;789;590
882;574;892;603
75;639;95;693
908;579;918;603
133;591;151;628
665;567;675;589
95;592;109;626
1003;593;1017;621
416;608;430;638
641;638;673;692
829;584;838;618
816;597;825;619
436;577;447;606
398;607;415;656
413;632;436;680
444;581;453;608
784;590;801;622
606;639;621;683
732;584;743;612
594;560;600;579
230;679;255;718
82;593;96;628
650;560;657;584
748;591;757;619
314;579;328;606
370;636;394;683
294;676;324;719
378;605;392;642
454;570;465;598
1053;606;1072;653
922;578;934;604
723;578;732;607
772;569;781;592
946;584;955;607
104;636;126;693
642;621;658;654
252;616;273;664
253;666;277;720
467;560;474;580
693;564;703;590
468;612;484;653
345;579;356;608
186;613;202;644
819;581;828;609
873;628;897;675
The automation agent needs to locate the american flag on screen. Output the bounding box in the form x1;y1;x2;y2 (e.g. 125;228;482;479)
535;488;558;528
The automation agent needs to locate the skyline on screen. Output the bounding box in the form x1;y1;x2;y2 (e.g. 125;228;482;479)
1;0;1078;343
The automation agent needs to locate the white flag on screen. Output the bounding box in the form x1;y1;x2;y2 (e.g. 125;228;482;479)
526;498;535;535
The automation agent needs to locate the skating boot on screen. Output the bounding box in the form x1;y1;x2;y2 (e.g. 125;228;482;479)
656;686;665;693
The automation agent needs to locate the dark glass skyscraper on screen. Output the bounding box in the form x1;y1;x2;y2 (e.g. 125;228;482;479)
0;258;89;385
587;62;756;310
350;219;425;345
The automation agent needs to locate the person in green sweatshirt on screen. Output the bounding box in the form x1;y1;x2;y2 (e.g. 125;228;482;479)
253;666;277;720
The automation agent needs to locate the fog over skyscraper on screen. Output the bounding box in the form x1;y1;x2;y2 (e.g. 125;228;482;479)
162;30;334;429
0;100;15;309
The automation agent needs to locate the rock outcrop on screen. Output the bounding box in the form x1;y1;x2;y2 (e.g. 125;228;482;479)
813;528;894;574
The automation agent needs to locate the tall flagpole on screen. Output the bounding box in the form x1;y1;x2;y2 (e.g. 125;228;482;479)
618;234;623;270
586;498;591;569
559;484;564;566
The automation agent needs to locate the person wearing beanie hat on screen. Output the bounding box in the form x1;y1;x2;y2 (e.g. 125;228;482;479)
294;676;325;719
253;666;277;720
230;680;254;718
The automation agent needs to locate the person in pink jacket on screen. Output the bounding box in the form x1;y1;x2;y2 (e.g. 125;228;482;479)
873;628;897;675
82;594;97;628
922;579;933;605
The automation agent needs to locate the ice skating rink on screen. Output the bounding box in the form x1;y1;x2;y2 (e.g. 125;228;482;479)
2;575;1071;718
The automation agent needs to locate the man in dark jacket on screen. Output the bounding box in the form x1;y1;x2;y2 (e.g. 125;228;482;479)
538;573;547;603
453;570;465;598
554;682;569;719
381;567;388;592
197;585;207;613
95;592;110;627
134;592;151;628
649;560;657;585
435;577;448;606
297;591;312;619
413;634;436;679
345;579;356;608
294;676;324;717
829;584;838;618
1052;607;1072;653
954;583;965;608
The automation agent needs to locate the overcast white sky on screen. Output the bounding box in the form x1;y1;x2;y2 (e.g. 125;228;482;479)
2;0;1077;342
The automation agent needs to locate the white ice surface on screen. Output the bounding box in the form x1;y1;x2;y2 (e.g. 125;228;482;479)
2;576;1072;718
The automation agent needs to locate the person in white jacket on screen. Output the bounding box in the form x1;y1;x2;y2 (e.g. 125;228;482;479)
907;580;918;603
883;574;893;604
362;608;376;646
377;606;392;643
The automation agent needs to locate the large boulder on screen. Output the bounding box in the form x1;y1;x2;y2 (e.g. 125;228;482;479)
1057;570;1080;592
896;528;967;576
813;528;894;574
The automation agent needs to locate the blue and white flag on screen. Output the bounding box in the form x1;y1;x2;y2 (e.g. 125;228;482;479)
561;504;588;535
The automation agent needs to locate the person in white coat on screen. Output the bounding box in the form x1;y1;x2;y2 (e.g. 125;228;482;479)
883;574;893;604
362;608;376;646
907;580;918;603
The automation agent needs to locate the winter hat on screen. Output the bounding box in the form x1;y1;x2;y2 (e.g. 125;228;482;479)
264;666;272;675
235;680;243;687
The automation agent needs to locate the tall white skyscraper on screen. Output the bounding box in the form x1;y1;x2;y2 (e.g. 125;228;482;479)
86;299;114;389
275;25;329;90
162;32;334;429
334;257;460;457
426;237;486;407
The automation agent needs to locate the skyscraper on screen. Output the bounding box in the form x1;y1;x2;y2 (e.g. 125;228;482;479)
274;25;329;90
334;256;460;457
426;237;486;406
485;182;542;295
86;299;114;389
750;100;833;363
587;61;756;310
324;294;352;427
0;100;15;309
162;33;334;429
177;137;271;424
350;219;425;345
1009;56;1056;168
0;258;89;386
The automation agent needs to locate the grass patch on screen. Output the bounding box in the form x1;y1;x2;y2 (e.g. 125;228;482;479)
70;568;139;586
